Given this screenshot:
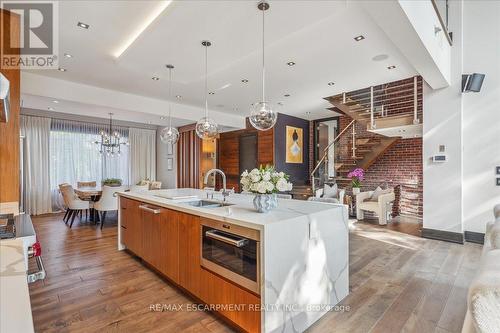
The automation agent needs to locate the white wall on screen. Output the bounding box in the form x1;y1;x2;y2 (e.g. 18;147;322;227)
462;0;500;233
156;128;177;189
422;0;463;233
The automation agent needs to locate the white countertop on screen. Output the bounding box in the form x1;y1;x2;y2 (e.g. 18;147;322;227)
0;238;35;333
118;188;344;229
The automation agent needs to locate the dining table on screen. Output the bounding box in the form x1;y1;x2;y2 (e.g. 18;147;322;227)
74;185;129;223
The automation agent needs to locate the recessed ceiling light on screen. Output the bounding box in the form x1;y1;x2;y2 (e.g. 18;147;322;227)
77;22;90;29
286;61;296;66
241;79;249;83
175;95;182;99
64;53;73;58
354;35;365;41
160;116;166;120
306;111;311;115
209;92;215;95
52;100;59;104
387;65;396;70
152;76;160;81
58;67;66;72
47;107;55;111
284;94;290;97
372;54;389;62
277;102;284;106
328;82;335;86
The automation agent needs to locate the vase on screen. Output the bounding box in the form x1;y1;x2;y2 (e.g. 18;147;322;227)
352;187;361;195
253;194;278;213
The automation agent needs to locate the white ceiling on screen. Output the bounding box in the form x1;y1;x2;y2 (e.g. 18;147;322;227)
23;0;418;124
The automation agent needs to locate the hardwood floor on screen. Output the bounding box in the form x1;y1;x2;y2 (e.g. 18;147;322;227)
29;213;481;333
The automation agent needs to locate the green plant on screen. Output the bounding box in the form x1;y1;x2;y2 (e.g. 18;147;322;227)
102;178;122;186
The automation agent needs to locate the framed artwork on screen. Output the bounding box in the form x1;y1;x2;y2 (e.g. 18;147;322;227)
285;125;303;164
167;143;173;155
167;158;173;171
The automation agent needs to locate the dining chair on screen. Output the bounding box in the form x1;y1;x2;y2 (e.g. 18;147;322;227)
77;181;97;188
60;185;92;228
58;183;71;222
93;185;126;229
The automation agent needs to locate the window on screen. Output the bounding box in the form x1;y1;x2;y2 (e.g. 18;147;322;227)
49;119;129;210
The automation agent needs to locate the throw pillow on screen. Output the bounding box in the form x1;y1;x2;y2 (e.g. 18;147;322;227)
323;183;338;199
370;187;392;201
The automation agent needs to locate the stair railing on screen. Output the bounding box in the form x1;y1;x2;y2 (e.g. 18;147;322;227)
311;119;356;193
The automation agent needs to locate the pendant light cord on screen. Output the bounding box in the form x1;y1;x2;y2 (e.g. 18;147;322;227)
204;43;209;119
261;3;266;102
168;67;172;128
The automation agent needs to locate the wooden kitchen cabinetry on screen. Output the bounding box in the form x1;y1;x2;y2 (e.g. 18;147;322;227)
119;197;261;332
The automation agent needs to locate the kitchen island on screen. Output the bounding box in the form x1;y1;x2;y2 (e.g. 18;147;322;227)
117;188;349;333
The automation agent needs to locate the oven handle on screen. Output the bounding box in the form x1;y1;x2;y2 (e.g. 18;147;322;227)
139;204;161;214
205;230;248;248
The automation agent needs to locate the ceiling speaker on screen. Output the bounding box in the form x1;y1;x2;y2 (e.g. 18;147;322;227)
462;73;485;93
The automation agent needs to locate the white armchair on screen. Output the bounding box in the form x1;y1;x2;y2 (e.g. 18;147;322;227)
356;189;395;225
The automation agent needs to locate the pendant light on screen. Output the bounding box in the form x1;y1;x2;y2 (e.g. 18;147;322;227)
160;64;180;144
249;0;277;131
195;40;219;140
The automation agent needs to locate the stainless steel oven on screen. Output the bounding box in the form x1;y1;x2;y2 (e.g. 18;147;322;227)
201;219;260;295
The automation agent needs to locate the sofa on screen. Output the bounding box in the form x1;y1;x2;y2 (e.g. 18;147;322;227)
308;184;345;204
462;205;500;333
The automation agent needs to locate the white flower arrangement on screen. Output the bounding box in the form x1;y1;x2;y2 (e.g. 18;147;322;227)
240;166;293;194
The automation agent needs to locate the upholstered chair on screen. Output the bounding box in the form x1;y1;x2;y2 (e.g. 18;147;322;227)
93;185;126;229
308;184;345;205
58;183;71;222
129;184;150;192
60;184;91;228
356;188;395;225
150;181;162;190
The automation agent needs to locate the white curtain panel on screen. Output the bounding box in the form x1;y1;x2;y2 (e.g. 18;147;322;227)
129;127;156;185
20;116;52;215
49;119;129;211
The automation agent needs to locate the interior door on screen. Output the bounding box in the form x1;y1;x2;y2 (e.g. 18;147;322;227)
239;134;258;175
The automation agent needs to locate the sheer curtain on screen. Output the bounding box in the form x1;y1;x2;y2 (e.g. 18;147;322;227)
20;116;52;215
49;119;129;211
129;127;156;185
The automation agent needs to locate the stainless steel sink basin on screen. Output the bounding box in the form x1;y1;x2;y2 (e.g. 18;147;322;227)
184;200;233;208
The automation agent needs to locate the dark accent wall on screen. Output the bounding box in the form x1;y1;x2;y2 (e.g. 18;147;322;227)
274;113;310;185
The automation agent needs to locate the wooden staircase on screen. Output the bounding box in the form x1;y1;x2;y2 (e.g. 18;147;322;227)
325;95;398;184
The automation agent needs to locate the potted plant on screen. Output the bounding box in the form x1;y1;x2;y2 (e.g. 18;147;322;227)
102;178;122;187
240;166;293;213
347;168;364;195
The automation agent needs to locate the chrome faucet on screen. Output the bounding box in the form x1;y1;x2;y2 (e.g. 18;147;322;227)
204;168;230;202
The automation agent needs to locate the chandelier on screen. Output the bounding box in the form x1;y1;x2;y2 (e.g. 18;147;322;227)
94;113;128;157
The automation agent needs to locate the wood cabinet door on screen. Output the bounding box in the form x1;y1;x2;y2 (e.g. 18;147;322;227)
159;209;179;284
123;198;143;257
141;204;162;268
178;212;201;296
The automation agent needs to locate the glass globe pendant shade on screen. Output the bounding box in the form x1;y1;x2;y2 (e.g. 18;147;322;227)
160;126;179;144
249;102;277;131
195;117;219;140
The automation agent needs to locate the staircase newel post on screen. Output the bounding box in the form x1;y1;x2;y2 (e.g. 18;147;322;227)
352;123;356;158
370;86;375;129
413;76;420;124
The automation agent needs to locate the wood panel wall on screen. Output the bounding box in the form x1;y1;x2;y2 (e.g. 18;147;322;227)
218;122;274;192
176;124;201;188
0;9;20;207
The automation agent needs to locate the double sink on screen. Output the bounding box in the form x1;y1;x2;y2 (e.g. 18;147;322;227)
184;199;233;209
